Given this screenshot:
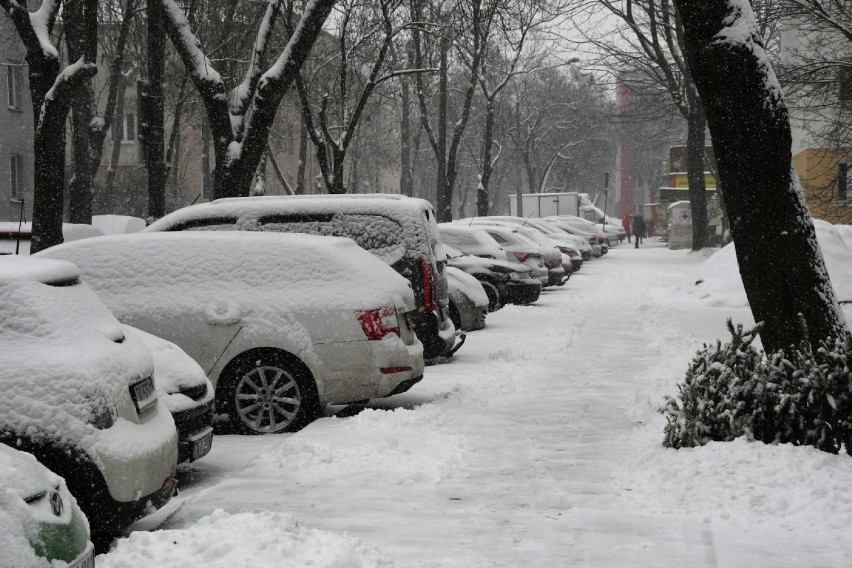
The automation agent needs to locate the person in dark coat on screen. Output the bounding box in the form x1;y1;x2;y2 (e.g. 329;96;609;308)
633;215;647;248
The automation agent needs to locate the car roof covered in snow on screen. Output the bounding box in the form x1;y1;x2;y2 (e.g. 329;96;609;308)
147;194;436;231
37;231;414;317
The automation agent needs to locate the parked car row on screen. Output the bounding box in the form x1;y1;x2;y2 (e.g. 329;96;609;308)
0;197;614;559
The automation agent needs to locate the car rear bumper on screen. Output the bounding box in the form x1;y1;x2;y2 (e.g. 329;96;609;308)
313;334;425;404
547;267;566;286
505;280;542;304
172;401;215;463
95;405;178;504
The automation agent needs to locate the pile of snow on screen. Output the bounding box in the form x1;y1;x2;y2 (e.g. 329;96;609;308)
673;220;852;307
98;509;394;568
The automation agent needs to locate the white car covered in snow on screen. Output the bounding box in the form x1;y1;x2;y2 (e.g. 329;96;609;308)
446;266;489;331
0;256;178;542
39;232;426;435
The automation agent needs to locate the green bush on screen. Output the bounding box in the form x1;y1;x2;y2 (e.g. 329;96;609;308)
660;320;852;454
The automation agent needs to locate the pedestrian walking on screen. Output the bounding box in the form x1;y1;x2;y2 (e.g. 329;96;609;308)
633;215;646;248
622;214;632;243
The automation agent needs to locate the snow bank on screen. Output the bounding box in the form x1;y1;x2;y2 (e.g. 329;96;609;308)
616;433;852;536
98;509;394;568
673;220;852;307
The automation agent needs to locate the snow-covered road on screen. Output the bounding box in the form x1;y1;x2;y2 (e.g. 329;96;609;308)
100;240;852;567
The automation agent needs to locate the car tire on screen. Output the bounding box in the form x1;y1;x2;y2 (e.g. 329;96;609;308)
479;280;502;312
218;350;321;435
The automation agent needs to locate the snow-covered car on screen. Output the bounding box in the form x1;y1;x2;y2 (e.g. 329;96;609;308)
472;224;551;285
446;266;488;332
0;444;94;568
39;232;425;435
443;245;541;307
438;224;508;260
145;195;458;360
0;256;178;542
459;218;568;285
542;217;605;257
124;326;214;464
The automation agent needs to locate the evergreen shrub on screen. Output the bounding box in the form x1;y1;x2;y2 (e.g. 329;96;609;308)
660;319;852;454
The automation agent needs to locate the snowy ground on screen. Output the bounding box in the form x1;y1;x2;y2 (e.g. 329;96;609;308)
99;239;852;568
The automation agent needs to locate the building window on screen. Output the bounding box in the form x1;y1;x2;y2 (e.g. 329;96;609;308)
6;64;23;110
9;154;23;199
111;112;136;143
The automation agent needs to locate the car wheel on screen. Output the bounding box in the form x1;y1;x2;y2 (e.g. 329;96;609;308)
480;281;502;312
219;351;320;435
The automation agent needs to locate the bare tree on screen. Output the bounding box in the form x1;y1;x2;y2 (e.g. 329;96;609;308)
412;0;497;222
1;0;98;252
295;0;414;193
158;0;337;199
675;0;847;352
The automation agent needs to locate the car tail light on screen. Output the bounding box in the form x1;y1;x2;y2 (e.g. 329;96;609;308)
588;236;598;244
420;256;435;312
358;307;401;340
515;252;531;263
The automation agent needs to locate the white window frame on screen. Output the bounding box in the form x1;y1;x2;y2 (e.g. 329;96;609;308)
6;64;23;110
111;112;136;143
9;153;23;200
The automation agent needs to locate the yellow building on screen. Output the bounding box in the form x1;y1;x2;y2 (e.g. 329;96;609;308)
792;148;852;224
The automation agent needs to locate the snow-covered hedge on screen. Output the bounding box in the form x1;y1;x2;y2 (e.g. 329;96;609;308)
661;320;852;454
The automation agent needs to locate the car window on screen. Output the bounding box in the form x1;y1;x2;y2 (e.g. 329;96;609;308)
168;217;239;231
259;213;406;265
486;231;509;245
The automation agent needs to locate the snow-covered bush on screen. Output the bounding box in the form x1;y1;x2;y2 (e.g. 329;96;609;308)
660;320;852;454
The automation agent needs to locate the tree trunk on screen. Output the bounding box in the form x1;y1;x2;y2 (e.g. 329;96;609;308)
400;72;412;196
477;98;495;216
68;84;95;223
685;95;708;250
296;116;308;194
146;0;166;218
32;101;69;253
674;0;848;352
104;78;128;195
201;115;212;201
436;34;450;221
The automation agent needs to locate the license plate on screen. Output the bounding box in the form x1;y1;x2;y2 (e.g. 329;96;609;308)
130;377;157;414
68;543;95;568
192;429;214;461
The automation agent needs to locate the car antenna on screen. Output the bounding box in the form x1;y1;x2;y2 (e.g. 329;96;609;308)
468;216;476;227
191;193;202;205
521;211;534;227
13;197;25;255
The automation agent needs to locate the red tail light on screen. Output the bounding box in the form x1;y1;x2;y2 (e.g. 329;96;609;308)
515;252;531;263
420;256;435;312
358;307;401;340
588;236;598;244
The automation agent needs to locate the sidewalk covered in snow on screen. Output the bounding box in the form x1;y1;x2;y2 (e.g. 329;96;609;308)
100;239;852;568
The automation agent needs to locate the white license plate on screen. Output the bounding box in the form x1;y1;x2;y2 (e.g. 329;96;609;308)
131;377;157;413
192;429;214;460
69;543;95;568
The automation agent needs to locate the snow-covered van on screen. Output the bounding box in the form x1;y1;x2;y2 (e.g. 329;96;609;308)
0;256;178;543
146;194;459;359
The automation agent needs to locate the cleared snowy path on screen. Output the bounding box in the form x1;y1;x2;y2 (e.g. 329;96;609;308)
103;241;852;568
